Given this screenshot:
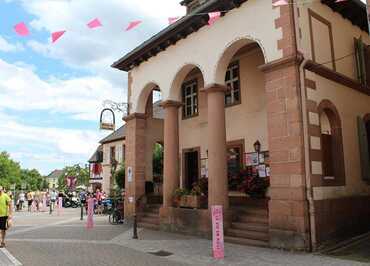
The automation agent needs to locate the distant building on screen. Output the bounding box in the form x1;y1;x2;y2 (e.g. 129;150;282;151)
46;169;63;189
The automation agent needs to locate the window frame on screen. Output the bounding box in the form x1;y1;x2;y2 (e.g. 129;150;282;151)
225;61;242;107
182;79;199;119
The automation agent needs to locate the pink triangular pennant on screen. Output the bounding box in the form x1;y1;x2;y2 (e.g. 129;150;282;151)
87;18;102;29
273;0;288;7
51;30;66;43
14;22;29;36
168;17;180;25
208;12;221;26
125;20;142;31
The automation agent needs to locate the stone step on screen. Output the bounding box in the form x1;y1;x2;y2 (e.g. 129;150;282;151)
142;212;159;219
138;222;159;230
144;207;160;214
231;222;269;233
226;228;269;242
224;236;269;248
238;215;268;224
138;216;159;225
234;208;268;216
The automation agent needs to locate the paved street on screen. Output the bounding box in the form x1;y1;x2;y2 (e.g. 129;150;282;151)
0;209;367;266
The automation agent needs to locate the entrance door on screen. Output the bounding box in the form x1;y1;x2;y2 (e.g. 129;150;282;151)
184;150;199;190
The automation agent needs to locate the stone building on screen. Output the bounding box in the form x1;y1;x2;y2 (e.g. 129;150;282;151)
112;0;370;251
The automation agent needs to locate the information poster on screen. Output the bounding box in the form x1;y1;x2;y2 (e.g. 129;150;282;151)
211;205;225;259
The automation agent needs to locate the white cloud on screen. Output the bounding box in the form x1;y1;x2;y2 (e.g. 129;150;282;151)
0;36;24;52
0;58;122;122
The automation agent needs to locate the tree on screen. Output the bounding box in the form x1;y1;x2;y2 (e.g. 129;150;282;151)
153;143;163;179
114;163;125;190
59;164;89;191
0;152;21;189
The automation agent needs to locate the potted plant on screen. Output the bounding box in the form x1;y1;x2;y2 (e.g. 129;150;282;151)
172;178;208;209
173;188;188;207
238;173;270;198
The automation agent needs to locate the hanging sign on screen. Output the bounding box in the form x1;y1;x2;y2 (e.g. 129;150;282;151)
211;205;225;259
99;108;115;131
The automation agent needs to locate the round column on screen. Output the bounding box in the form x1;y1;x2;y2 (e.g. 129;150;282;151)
203;84;229;211
162;100;181;208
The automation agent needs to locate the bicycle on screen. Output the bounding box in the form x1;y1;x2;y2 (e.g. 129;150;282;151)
108;199;124;225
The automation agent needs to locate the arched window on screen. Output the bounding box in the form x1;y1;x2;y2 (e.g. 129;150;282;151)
318;100;345;185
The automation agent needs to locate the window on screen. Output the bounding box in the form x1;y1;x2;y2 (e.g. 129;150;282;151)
225;62;241;106
318;100;345;185
354;37;370;86
182;79;198;118
110;146;116;164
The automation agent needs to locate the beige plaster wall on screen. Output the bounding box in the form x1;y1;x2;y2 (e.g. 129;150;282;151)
129;0;282;113
178;48;268;186
305;71;370;200
298;3;370;80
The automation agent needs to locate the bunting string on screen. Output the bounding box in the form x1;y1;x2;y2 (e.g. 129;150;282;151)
11;0;367;43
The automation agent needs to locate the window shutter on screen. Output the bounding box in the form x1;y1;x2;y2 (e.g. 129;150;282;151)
357;116;370;181
365;45;370;87
355;37;367;85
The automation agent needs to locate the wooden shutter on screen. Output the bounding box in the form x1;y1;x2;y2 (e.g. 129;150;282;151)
357;116;370;181
354;37;367;85
365;45;370;87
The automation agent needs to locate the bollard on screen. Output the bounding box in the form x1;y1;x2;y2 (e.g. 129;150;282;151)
133;214;138;239
80;203;84;220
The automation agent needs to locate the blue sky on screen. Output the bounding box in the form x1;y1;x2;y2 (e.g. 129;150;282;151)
0;0;184;175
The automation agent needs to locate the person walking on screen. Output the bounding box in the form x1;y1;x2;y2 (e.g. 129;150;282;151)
26;191;33;212
50;190;57;211
0;186;12;248
18;191;25;211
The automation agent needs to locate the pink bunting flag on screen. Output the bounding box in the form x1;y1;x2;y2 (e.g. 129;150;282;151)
14;22;29;36
168;17;180;25
272;0;288;7
51;30;66;43
87;18;102;29
125;20;142;31
208;12;221;26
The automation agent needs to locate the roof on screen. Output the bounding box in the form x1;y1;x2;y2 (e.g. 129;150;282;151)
112;0;369;72
99;125;125;144
88;145;103;163
322;0;369;33
47;170;64;180
112;0;248;71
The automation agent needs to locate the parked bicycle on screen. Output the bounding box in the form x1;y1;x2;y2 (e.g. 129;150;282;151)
108;199;124;225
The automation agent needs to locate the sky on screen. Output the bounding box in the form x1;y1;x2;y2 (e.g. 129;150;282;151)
0;0;185;175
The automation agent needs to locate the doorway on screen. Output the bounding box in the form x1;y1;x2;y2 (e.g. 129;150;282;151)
183;149;200;190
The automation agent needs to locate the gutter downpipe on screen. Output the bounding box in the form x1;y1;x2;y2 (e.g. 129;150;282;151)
290;1;317;252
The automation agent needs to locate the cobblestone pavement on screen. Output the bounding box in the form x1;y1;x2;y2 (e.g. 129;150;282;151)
0;209;368;266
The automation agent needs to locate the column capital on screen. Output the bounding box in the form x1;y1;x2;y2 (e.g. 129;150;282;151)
123;112;146;122
259;52;304;73
160;100;182;109
201;83;228;93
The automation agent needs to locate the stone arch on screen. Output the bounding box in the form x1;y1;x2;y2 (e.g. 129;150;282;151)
136;81;161;114
317;99;345;185
168;63;206;101
213;36;267;85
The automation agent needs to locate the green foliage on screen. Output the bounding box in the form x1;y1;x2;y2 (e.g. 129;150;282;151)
114;163;125;189
0;151;43;191
58;164;89;190
153;143;163;179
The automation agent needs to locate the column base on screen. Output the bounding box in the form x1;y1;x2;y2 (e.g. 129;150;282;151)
269;229;309;251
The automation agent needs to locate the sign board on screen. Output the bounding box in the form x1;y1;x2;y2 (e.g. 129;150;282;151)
211;205;225;259
127;166;133;183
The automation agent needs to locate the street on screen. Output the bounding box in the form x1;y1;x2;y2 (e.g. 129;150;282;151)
0;208;366;266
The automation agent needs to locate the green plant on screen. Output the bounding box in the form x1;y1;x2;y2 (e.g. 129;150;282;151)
114;163;125;189
173;188;189;198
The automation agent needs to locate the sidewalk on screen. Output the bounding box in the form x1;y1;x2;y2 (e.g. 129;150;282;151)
112;226;370;266
0;248;22;266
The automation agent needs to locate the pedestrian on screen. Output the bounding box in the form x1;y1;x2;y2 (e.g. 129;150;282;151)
27;191;33;212
0;186;12;248
50;190;57;211
18;191;25;211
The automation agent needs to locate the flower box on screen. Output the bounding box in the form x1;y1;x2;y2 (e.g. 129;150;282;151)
179;195;207;209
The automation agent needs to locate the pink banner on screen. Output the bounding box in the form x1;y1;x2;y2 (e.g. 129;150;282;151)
87;18;102;29
14;22;29;36
43;196;47;212
86;198;94;229
211;205;225;259
51;31;66;43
